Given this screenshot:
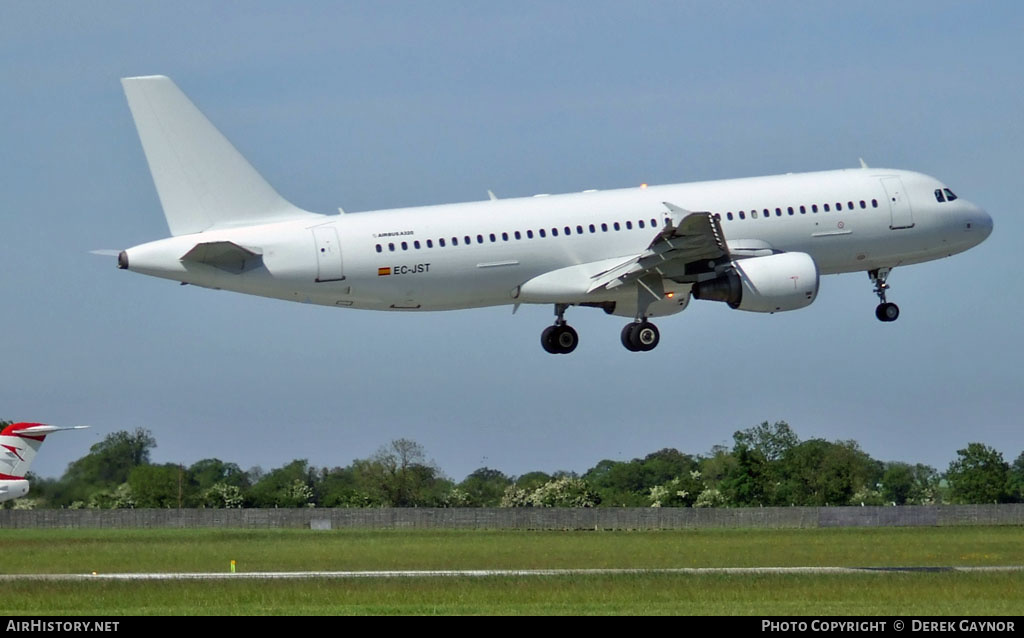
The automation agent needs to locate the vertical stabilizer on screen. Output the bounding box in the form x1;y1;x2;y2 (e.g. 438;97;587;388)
0;423;88;479
121;75;322;236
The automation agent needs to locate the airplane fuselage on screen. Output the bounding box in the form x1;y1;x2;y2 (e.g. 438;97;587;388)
124;167;991;316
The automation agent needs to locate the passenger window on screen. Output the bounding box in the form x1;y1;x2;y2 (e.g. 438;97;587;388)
835;202;842;211
860;200;866;209
489;233;496;242
502;232;509;241
452;237;458;246
414;240;421;249
626;221;633;229
799;205;806;214
375;244;382;253
440;238;446;247
847;201;854;210
476;235;483;244
787;207;794;216
601;223;608;232
552;228;559;237
401;241;408;250
527;230;534;239
577;225;583;234
638;220;645;229
388;243;395;251
752;210;758;219
589;224;596;233
613;222;621;230
872;199;878;208
763;209;770;219
944;188;958;201
812;204;818;213
540;229;547;238
727;212;734;221
514;231;521;240
775;208;782;217
425;240;432;249
564;226;571;235
739;211;746;220
464;236;471;245
650;218;657;227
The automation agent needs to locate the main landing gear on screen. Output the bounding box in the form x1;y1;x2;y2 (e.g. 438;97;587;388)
539;304;662;354
541;303;579;354
621;320;660;352
870;268;900;322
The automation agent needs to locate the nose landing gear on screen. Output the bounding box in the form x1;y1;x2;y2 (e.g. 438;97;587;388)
870;268;900;322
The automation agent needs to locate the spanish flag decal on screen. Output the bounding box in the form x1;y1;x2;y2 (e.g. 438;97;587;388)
378;267;391;276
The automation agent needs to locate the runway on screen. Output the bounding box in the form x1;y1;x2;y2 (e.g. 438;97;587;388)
2;566;1021;581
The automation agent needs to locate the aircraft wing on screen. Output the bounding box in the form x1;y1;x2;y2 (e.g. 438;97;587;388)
587;203;730;293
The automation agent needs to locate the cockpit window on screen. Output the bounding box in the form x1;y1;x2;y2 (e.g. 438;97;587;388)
935;189;946;203
944;188;958;201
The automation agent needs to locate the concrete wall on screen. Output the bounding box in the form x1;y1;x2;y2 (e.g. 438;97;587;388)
1;504;1022;530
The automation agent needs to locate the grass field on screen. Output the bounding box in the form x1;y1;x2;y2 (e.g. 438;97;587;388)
1;527;1021;615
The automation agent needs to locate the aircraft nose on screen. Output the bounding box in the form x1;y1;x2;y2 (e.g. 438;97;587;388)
970;203;993;242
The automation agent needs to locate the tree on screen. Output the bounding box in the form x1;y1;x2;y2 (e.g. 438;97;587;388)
733;421;800;463
50;428;156;506
584;449;698;507
719;444;772;507
345;439;451;507
1010;452;1024;503
457;467;512;507
776;439;881;506
946;443;1011;504
189;458;249;492
879;462;938;505
247;459;316;507
501;476;600;507
129;463;192;508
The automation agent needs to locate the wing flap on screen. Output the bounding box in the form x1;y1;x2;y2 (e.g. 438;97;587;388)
588;204;730;293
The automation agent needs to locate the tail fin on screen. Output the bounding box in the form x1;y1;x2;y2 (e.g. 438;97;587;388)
121;75;322;236
0;423;88;479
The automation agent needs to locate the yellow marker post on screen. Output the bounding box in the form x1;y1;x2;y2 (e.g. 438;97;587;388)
230;560;236;574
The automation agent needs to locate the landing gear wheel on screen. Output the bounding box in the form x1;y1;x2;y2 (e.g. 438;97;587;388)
621;321;660;352
541;324;578;354
875;302;900;322
634;322;660;351
541;326;559;354
621;323;639;352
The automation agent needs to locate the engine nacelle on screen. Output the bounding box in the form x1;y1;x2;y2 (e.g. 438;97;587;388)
691;252;819;313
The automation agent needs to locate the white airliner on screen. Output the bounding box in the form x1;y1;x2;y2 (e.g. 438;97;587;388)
116;76;992;353
0;423;88;502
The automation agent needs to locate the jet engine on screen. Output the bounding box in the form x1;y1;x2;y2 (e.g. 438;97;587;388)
691;252;819;313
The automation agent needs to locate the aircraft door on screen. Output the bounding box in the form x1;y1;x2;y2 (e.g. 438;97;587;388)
881;177;914;229
313;226;345;282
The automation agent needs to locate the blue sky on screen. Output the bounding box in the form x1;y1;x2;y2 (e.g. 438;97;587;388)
2;2;1021;481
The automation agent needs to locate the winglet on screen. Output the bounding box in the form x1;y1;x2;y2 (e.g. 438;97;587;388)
859;158;869;169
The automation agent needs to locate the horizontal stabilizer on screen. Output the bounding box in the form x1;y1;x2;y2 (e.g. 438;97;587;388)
4;424;89;438
122;75;323;236
181;241;263;274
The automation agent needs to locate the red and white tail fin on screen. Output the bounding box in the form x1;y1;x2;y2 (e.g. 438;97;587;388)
0;423;89;480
